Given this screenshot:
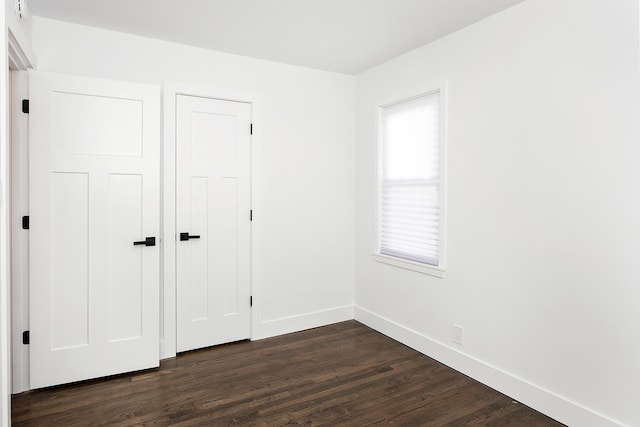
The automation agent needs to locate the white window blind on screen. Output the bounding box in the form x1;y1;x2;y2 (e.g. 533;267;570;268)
380;92;440;266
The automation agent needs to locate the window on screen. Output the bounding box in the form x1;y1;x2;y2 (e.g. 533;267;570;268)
375;90;445;276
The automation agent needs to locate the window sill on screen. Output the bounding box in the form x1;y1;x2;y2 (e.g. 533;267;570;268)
372;253;446;278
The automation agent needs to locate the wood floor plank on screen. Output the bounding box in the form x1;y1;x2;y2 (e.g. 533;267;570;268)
12;321;564;426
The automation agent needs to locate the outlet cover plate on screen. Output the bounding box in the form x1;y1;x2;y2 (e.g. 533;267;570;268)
453;324;464;345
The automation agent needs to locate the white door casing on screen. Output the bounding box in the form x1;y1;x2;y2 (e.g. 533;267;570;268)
176;95;252;352
11;70;30;394
29;71;160;388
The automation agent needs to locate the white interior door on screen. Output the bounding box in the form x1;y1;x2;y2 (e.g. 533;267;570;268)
29;71;160;389
176;95;252;353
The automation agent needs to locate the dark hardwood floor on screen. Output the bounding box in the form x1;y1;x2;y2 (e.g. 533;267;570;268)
12;321;563;426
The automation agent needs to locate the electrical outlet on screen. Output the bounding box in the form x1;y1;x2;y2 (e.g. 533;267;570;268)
453;324;464;345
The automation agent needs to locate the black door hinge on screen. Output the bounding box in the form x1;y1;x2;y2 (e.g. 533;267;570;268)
250;210;253;221
22;216;29;230
250;123;253;135
22;99;29;114
22;331;30;345
250;296;253;307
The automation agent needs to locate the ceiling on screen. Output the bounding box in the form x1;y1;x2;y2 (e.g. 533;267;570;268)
27;0;526;75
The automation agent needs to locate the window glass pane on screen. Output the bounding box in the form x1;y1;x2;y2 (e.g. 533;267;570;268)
382;93;440;181
380;92;440;266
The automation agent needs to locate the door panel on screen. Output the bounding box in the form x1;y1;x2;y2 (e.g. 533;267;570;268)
176;95;251;352
51;91;143;156
222;177;239;316
29;71;160;389
51;172;89;350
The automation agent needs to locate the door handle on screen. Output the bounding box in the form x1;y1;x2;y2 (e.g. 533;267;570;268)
180;232;201;241
133;237;156;246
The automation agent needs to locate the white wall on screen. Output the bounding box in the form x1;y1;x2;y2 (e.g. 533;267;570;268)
355;0;640;426
29;17;355;341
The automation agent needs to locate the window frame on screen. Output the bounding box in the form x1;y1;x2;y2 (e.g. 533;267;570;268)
373;82;447;278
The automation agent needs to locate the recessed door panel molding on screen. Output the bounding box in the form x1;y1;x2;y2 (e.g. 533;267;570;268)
176;94;251;352
51;92;143;157
222;177;239;317
29;71;160;389
191;112;238;163
51;172;89;351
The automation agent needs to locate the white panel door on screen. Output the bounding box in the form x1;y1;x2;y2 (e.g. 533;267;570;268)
176;95;251;352
29;72;160;389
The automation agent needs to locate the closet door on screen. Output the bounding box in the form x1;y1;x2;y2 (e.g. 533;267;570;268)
176;95;252;352
29;71;160;388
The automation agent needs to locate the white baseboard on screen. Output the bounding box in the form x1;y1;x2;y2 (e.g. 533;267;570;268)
259;305;354;340
354;305;623;427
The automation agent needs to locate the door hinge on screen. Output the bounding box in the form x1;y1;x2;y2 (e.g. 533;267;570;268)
22;331;30;345
22;99;29;114
250;123;253;135
250;296;253;307
22;215;29;230
250;210;253;221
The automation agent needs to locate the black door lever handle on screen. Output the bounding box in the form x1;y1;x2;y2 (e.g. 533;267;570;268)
180;233;201;241
133;237;156;246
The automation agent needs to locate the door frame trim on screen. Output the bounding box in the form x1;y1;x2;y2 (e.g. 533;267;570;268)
3;23;35;414
9;71;29;394
162;82;263;359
